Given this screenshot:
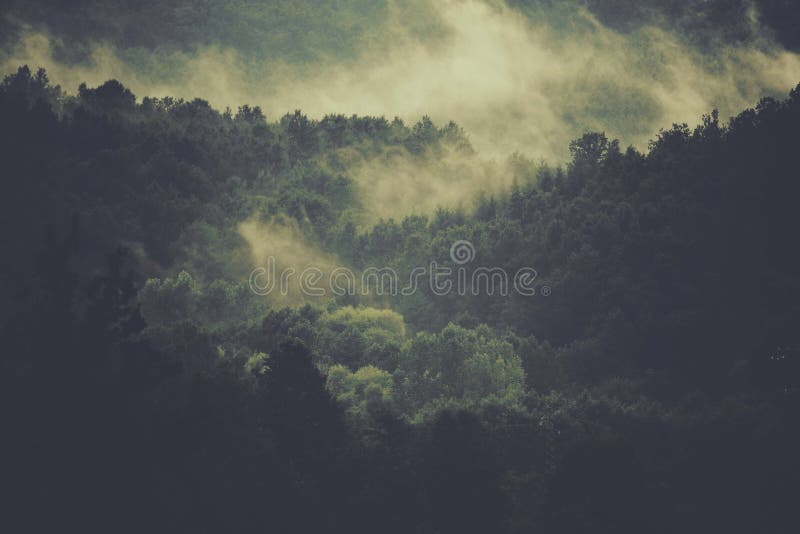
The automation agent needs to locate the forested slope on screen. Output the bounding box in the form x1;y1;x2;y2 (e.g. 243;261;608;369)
1;66;798;533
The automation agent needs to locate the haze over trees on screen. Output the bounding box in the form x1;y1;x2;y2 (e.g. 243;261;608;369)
5;0;799;162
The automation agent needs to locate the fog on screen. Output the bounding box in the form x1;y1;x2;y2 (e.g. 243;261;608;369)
3;0;799;222
5;1;799;163
238;215;348;305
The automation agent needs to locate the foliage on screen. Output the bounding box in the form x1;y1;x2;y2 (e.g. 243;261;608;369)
1;66;799;532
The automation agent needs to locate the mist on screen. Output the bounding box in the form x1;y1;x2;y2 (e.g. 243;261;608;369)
238;214;348;305
5;2;799;157
3;0;800;220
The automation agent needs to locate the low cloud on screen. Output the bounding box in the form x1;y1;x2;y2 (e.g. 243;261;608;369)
4;0;800;206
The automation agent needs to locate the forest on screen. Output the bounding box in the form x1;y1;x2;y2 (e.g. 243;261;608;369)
2;1;800;533
1;62;798;532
